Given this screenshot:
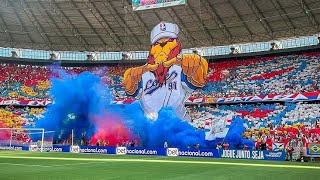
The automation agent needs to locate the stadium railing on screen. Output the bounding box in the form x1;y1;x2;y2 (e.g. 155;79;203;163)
0;35;318;61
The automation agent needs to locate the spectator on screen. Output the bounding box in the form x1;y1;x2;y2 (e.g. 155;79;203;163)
223;142;229;150
164;140;168;148
243;144;249;150
287;146;294;161
216;142;222;150
130;140;135;147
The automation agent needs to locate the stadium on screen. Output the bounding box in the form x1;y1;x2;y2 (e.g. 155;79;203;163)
0;0;320;179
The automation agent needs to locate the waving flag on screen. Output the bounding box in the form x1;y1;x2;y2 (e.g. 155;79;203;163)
205;115;232;141
272;143;284;151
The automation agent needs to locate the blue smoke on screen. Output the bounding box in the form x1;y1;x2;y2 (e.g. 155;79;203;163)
32;69;110;142
32;69;252;149
122;103;207;148
224;117;254;149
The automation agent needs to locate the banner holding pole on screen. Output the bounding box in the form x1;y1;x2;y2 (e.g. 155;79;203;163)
132;0;186;11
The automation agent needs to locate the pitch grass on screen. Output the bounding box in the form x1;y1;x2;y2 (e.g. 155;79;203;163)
0;151;320;180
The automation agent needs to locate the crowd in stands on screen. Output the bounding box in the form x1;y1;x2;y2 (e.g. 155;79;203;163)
186;102;320;149
0;64;50;99
1;102;319;148
0;106;44;128
1;52;319;101
110;52;320;99
203;52;320;98
0;63;135;101
1;51;320;150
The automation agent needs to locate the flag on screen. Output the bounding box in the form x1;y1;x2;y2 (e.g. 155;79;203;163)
272;143;284;151
204;121;215;141
308;144;320;155
205;115;232;141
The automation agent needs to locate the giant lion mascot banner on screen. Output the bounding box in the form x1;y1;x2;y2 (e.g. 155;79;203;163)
124;22;208;120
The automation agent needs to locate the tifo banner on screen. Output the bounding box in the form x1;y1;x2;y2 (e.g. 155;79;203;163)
1;92;319;106
214;92;320;104
219;149;285;161
306;143;320;156
132;0;186;11
205;97;215;103
0;98;52;106
123;22;208;121
116;92;320;104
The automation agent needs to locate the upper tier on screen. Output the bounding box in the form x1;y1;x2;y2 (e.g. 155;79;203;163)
0;46;319;106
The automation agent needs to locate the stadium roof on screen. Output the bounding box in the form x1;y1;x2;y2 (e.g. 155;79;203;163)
0;0;319;52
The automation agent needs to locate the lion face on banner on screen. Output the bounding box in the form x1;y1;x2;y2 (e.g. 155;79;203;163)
147;38;181;86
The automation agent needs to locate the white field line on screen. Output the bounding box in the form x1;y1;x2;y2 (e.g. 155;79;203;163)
0;161;107;168
0;155;320;170
0;152;165;160
0;162;52;168
50;161;106;167
0;152;34;155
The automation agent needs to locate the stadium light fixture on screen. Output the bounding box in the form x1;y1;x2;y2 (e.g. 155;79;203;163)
87;54;94;61
122;53;131;60
229;47;239;55
50;53;58;60
192;49;199;54
11;50;19;58
270;42;279;51
192;48;204;56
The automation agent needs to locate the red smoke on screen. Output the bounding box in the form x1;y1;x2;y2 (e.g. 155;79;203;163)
89;113;132;146
0;122;10;140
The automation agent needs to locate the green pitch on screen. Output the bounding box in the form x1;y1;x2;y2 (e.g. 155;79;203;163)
0;151;319;180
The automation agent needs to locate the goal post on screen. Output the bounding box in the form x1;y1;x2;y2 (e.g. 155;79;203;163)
0;128;54;152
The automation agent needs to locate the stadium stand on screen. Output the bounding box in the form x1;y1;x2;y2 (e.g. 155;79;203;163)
0;106;44;128
186;102;320;149
1;1;320;178
0;47;319;150
1;52;319;101
203;52;320;98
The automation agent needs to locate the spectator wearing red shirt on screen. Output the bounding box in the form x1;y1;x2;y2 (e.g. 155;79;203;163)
223;142;229;150
255;141;261;150
287;146;294;161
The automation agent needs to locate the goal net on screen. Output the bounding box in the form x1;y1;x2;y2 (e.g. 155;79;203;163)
0;128;55;152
